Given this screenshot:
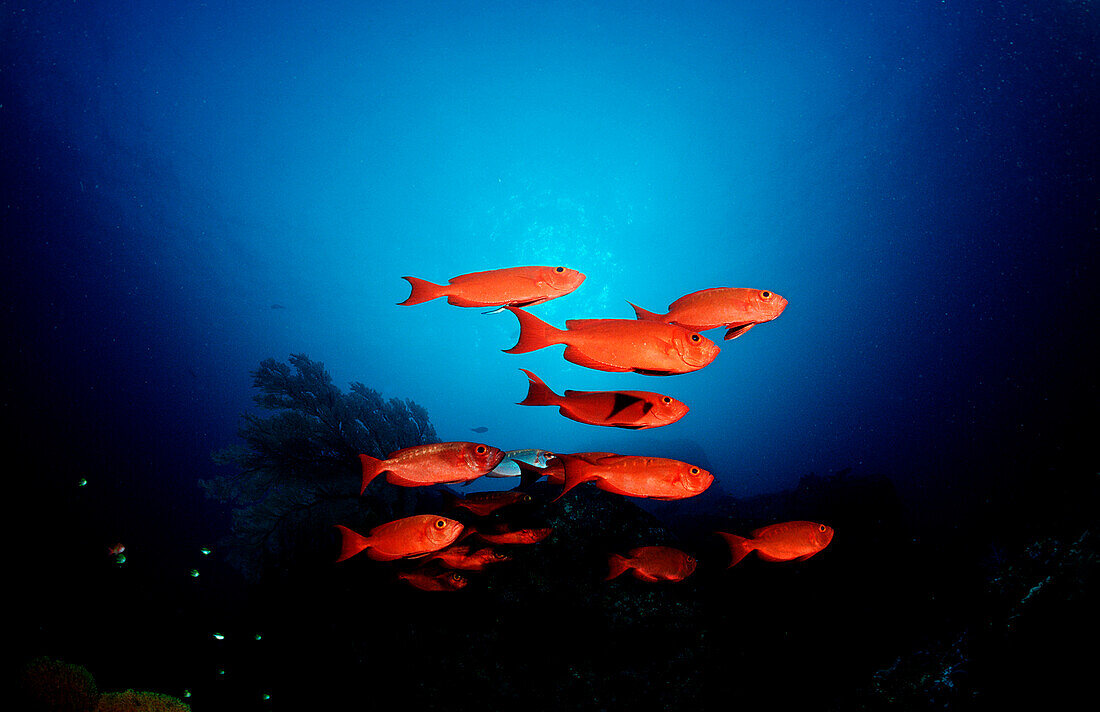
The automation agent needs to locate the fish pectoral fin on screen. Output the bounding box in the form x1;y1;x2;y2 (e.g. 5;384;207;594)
607;393;647;418
795;552;818;561
724;323;756;340
633;571;661;583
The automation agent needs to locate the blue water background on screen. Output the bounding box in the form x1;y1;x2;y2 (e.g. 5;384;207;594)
4;0;1096;707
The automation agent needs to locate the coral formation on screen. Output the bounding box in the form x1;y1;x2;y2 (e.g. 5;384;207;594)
17;657;189;712
201;354;439;579
95;690;190;712
18;657;98;712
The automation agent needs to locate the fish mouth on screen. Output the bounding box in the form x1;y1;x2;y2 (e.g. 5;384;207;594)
487;448;507;471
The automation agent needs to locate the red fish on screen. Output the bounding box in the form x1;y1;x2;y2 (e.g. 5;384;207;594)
517;451;618;487
630;287;788;340
550;453;713;502
606;546;697;582
398;265;586;309
517;369;689;429
424;544;512;570
443;489;534;516
468;526;553;545
107;543;126;555
334;515;464;562
504;307;719;376
716;520;834;567
359;442;506;493
398;570;468;591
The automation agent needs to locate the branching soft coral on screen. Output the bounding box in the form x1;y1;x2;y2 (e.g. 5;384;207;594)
201;354;439;579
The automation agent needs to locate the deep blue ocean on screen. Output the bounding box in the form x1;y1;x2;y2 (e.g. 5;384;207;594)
5;1;1097;710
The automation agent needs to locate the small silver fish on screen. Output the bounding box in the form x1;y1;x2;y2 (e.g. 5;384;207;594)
483;449;552;478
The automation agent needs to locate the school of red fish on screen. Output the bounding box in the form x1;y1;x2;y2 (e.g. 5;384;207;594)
335;265;832;591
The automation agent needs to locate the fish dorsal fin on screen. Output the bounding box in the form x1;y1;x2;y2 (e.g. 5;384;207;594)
563;318;612;330
581;453;629;467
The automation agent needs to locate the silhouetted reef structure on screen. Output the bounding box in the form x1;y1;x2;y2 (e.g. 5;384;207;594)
200;354;439;580
200;355;1097;710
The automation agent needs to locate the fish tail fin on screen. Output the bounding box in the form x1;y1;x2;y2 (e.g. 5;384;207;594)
398;276;446;306
334;524;372;562
716;532;754;568
605;554;631;581
503;307;564;354
550;455;596;502
359;453;386;494
628;301;663;322
517;369;560;406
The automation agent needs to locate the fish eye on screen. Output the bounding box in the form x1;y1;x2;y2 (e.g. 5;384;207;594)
662;396;672;404
555;266;564;273
435;519;447;529
475;445;486;454
761;291;772;299
690;467;699;475
690;334;700;342
451;573;464;582
819;524;827;532
523;494;532;502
